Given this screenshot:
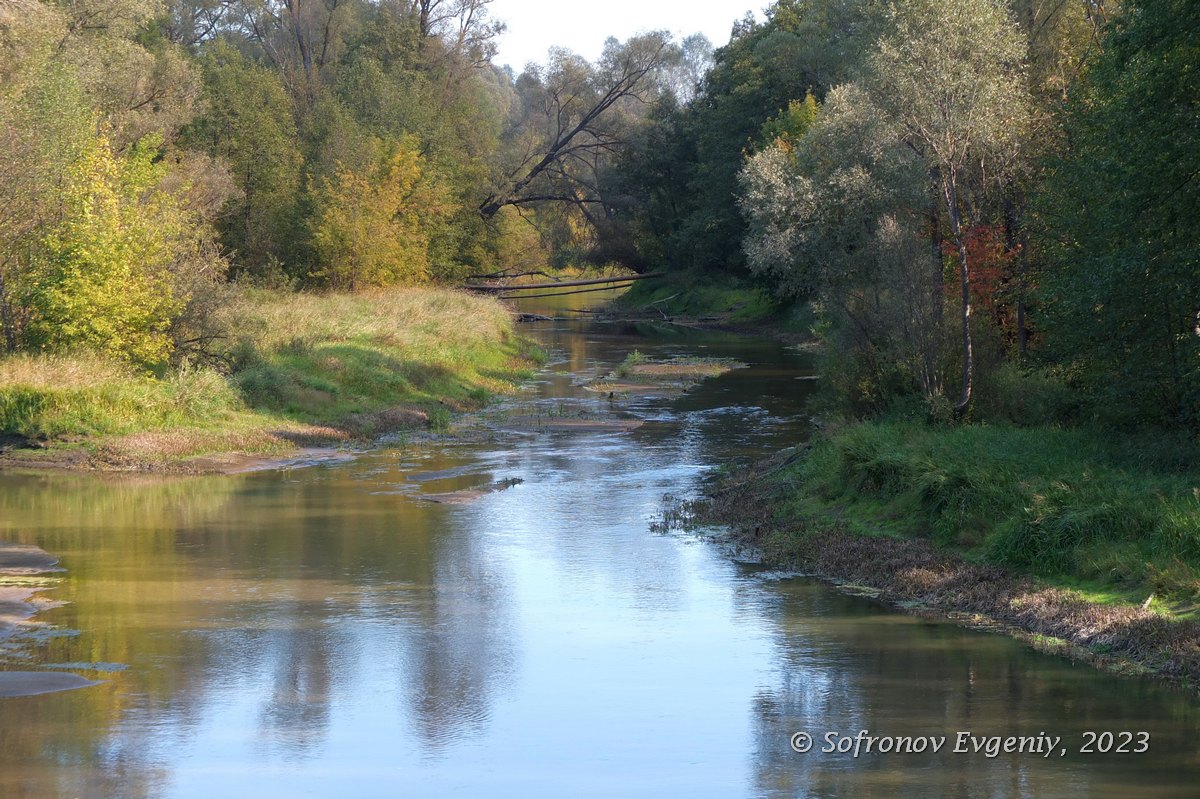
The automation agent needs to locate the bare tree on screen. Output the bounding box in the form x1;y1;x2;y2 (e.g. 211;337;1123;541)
230;0;345;91
165;0;239;47
479;32;675;221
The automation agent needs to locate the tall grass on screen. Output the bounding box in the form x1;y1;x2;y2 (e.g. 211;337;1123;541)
795;422;1200;598
0;287;539;462
221;287;534;424
0;353;244;438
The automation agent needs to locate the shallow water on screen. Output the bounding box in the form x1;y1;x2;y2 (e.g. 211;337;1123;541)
1;303;1198;798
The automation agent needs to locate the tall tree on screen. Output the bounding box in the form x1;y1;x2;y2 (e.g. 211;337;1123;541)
1037;0;1199;426
189;43;304;275
863;0;1031;415
478;32;676;224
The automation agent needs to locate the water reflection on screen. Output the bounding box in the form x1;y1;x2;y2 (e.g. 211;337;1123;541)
0;313;1197;798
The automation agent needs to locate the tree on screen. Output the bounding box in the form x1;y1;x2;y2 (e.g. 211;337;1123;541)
309;138;454;289
24;134;190;367
740;85;948;409
863;0;1031;415
0;4;95;352
478;32;676;224
190;43;304;276
738;0;1032;415
612;0;885;275
1037;0;1199;426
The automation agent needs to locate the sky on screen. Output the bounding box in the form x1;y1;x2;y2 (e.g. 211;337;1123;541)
488;0;764;71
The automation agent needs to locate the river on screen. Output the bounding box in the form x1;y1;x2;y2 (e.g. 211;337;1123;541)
1;295;1198;798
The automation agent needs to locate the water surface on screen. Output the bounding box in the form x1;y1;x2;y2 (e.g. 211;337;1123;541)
1;306;1198;798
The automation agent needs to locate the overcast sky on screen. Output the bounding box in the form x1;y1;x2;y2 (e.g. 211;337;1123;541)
488;0;763;70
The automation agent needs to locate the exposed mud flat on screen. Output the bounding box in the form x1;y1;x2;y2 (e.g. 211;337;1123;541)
0;671;102;698
583;356;747;398
0;542;102;698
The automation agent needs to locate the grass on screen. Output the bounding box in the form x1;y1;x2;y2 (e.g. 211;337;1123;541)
0;286;544;469
769;422;1200;602
692;427;1200;681
617;272;795;326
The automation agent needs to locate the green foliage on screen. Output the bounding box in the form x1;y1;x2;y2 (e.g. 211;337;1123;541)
1036;0;1200;427
796;421;1200;596
309;137;455;289
759;93;819;148
190;43;305;277
24;133;183;367
972;363;1080;426
612;0;884;274
0;353;242;439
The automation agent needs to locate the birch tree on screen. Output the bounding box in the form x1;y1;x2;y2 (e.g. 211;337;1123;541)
863;0;1031;415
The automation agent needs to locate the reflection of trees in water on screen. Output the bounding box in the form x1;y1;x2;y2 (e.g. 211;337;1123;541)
400;520;515;753
0;467;508;788
740;579;1200;798
0;471;244;799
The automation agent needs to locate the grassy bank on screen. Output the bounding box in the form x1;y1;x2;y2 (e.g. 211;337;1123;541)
0;287;542;471
616;273;813;334
695;422;1200;680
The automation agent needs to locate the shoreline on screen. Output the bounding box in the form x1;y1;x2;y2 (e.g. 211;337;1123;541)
0;542;101;699
689;448;1200;690
0;287;544;476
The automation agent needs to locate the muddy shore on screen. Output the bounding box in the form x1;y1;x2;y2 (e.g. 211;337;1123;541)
692;448;1200;688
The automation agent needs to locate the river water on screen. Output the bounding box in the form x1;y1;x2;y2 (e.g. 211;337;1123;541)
1;297;1198;798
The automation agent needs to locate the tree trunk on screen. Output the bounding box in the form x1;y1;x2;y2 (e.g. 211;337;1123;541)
0;262;18;353
943;173;973;417
285;1;314;83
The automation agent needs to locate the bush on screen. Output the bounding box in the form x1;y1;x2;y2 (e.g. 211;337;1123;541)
972;363;1080;426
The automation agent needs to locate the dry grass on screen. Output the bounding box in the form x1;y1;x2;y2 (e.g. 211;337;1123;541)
0;353;131;389
0;286;540;469
224;286;515;356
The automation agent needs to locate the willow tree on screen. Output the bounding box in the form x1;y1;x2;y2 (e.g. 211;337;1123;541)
864;0;1031;415
740;85;946;411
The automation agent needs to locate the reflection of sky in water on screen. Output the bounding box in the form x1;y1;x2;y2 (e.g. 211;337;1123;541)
0;316;1198;798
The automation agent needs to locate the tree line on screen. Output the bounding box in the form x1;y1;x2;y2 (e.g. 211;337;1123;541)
609;0;1197;430
2;0;1195;432
0;0;694;367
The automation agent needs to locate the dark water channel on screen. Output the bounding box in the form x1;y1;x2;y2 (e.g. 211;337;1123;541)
1;296;1198;798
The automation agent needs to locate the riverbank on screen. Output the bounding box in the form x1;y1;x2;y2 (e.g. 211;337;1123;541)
693;423;1200;685
613;274;816;344
0;287;542;473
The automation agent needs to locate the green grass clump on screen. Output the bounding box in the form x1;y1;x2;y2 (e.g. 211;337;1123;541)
790;421;1200;599
0;354;245;438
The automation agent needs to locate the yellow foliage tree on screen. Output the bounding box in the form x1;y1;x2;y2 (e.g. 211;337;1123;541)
310;138;454;290
26;133;183;367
